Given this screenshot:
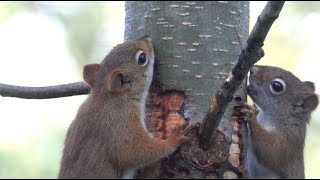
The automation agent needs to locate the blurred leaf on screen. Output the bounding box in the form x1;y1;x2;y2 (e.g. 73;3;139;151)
0;1;35;23
32;2;106;67
0;125;65;178
288;1;320;15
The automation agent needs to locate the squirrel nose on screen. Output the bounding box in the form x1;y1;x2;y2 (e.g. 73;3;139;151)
250;66;259;75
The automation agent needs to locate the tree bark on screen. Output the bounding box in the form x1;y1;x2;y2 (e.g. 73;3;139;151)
125;1;249;178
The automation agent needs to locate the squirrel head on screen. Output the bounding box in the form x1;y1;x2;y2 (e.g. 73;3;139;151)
247;65;319;118
83;35;154;98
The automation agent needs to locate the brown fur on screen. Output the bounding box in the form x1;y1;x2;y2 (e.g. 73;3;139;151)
235;65;318;179
58;36;194;179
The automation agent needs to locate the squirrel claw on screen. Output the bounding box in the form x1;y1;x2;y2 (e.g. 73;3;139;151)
182;123;200;135
233;98;256;122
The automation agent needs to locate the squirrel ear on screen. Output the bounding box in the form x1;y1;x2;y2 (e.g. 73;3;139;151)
107;69;132;93
303;93;319;112
83;64;100;87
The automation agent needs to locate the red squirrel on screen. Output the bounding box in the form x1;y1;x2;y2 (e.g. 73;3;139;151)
58;36;196;179
234;65;318;179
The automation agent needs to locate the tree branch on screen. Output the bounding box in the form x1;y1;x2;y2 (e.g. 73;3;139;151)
0;82;90;99
199;1;285;149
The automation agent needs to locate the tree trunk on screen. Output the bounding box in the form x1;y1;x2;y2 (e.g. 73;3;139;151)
125;1;249;178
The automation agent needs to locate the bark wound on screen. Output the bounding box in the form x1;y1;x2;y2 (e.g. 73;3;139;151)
137;89;190;179
231;114;249;178
229;119;241;168
180;131;229;170
146;91;187;140
139;87;237;178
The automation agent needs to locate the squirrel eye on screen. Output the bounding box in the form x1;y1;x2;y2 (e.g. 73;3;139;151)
135;50;148;66
270;78;286;94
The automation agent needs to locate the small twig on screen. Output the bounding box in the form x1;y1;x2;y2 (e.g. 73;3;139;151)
199;1;285;149
233;26;243;51
0;82;90;99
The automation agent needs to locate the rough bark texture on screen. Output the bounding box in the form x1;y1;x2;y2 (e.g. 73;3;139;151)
125;1;249;179
125;1;248;125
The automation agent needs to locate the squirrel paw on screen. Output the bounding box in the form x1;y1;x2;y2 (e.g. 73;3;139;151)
167;123;200;148
233;96;257;122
